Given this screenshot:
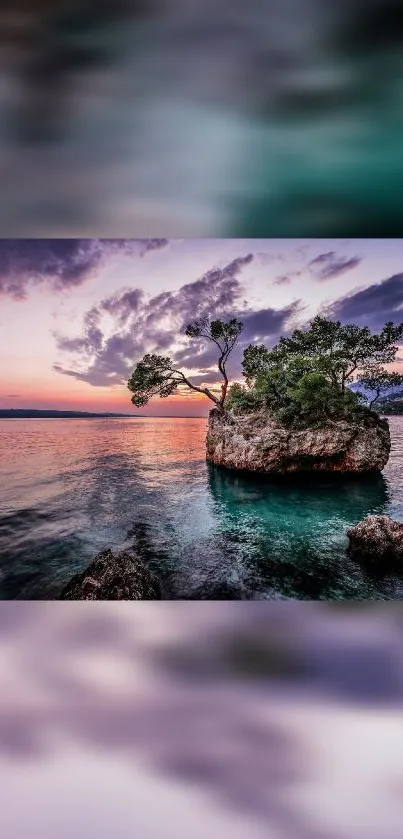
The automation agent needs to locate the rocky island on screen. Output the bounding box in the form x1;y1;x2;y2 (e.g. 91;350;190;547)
128;313;402;480
206;407;391;475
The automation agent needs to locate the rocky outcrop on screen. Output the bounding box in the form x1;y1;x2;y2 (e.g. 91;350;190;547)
206;408;390;475
347;515;403;569
59;548;161;600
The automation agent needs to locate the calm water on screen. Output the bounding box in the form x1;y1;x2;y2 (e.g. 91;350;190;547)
0;416;402;600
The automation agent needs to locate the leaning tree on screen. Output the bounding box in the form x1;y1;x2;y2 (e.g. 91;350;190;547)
127;317;243;411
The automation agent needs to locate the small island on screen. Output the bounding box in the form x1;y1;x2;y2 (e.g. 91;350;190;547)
128;314;403;477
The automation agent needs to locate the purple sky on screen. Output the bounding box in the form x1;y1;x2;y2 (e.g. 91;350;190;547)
0;238;402;415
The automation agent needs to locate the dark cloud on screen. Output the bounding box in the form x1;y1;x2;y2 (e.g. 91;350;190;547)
171;302;301;379
308;251;361;281
270;250;360;286
138;238;170;257
274;275;293;285
101;289;144;326
240;305;300;342
0;239;169;300
0;240;103;299
53;253;255;387
52;363;124;387
324;273;403;330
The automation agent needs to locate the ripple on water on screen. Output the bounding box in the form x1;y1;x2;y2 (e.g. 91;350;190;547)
0;416;402;599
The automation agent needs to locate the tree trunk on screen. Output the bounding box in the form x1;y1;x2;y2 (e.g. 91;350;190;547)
219;378;228;407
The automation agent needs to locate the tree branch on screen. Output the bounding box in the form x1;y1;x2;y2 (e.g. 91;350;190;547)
171;369;221;407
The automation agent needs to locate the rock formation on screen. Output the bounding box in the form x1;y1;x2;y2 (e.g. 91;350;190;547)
347;515;403;569
206;408;391;475
59;548;161;600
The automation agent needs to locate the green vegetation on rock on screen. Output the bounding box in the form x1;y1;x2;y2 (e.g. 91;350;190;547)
228;316;403;428
128;312;403;429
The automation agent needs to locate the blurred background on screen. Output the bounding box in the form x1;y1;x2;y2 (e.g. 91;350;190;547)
1;602;403;838
1;1;403;236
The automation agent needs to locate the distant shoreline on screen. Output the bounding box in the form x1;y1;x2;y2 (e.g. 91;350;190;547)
0;410;137;419
0;409;207;419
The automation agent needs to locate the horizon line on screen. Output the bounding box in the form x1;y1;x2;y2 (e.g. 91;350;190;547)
0;407;208;418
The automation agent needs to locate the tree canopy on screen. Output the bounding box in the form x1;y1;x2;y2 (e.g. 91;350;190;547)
128;313;403;425
244;316;403;392
127;317;243;410
227;315;403;428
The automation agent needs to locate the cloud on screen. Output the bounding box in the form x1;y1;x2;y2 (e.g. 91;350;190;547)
324;273;403;330
173;302;302;380
308;251;361;281
273;275;294;286
0;239;170;300
138;238;169;257
239;305;301;344
53;253;256;387
270;249;360;286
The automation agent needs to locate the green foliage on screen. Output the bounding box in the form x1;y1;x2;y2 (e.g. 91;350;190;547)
128;317;244;409
242;344;272;386
128;314;403;425
226;383;263;414
185;316;243;346
239;316;403;429
277;372;361;428
244;316;403;393
275;316;403;391
252;359;361;428
127;354;180;407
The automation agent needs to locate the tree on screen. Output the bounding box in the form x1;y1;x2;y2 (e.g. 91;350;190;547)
243;316;403;393
239;316;403;429
185;317;243;406
242;344;272;387
358;368;403;409
127;317;243;411
226;383;262;414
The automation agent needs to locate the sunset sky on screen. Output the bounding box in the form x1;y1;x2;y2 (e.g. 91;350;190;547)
1;238;402;416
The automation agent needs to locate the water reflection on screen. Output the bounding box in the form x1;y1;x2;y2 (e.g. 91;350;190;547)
205;466;393;600
0;418;402;599
208;464;390;529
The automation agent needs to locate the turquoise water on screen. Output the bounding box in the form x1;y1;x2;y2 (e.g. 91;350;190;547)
0;416;402;599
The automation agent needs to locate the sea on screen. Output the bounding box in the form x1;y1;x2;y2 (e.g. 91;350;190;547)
0;416;402;600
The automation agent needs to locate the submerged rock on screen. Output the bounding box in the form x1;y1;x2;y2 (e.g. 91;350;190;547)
59;548;161;600
347;515;403;569
206;408;390;475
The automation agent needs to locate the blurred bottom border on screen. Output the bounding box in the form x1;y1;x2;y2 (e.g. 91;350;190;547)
0;601;403;838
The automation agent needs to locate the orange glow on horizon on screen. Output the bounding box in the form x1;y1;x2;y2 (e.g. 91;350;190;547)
3;364;403;415
0;382;212;416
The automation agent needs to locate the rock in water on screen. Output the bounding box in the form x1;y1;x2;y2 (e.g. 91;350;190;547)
59;548;161;600
206;409;390;475
347;515;403;569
